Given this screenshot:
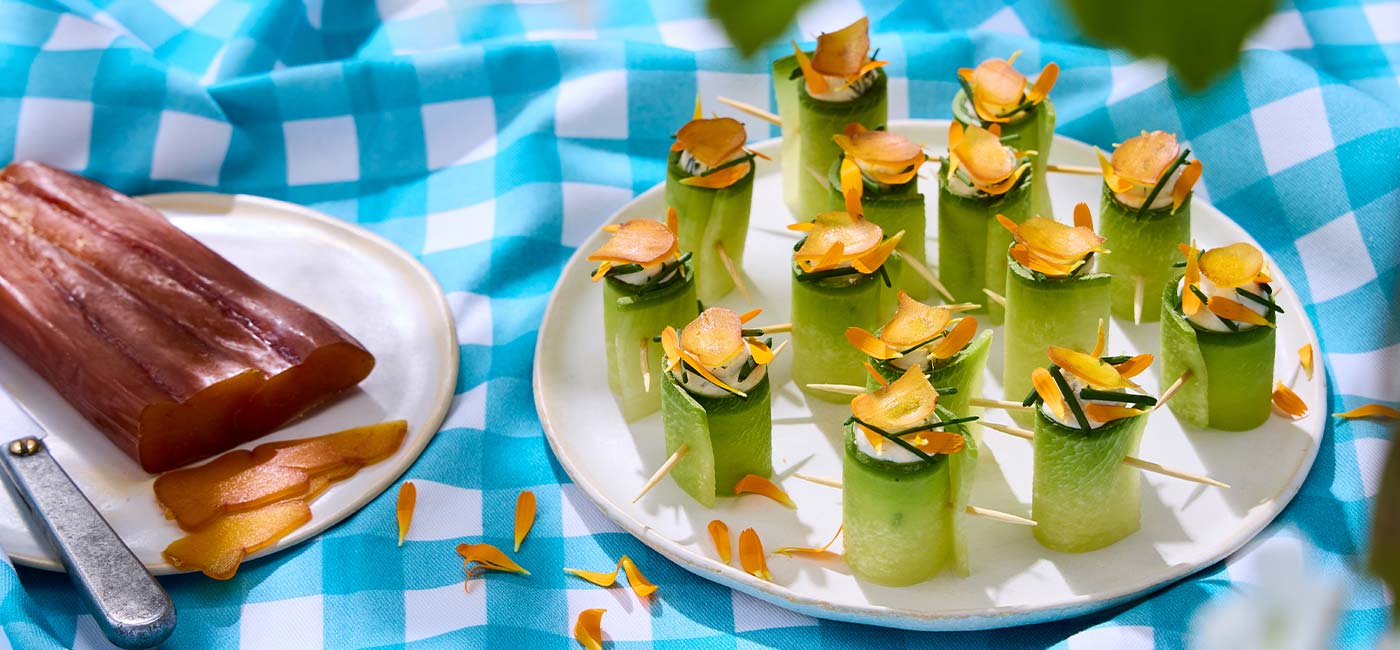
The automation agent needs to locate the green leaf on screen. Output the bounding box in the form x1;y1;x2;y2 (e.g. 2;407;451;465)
707;0;814;57
1370;424;1400;619
1061;0;1275;89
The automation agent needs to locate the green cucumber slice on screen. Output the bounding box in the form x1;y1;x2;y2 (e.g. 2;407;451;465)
665;150;755;305
661;372;773;507
602;268;699;421
796;70;888;221
936;169;1033;324
792;265;892;400
1159;277;1276;430
773;53;804;218
1032;409;1147;552
1099;184;1191;323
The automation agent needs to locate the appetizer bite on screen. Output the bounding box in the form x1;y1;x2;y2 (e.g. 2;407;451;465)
1024;331;1157;552
938;121;1035;323
1097;131;1203;322
953;52;1059;219
846;291;990;420
589;211;700;421
1001;204;1111;423
790;211;903;397
1160;242;1278;431
829;128;931;299
843;367;978;585
789;17;889;220
666;107;758;304
659;308;779;507
0;162;375;472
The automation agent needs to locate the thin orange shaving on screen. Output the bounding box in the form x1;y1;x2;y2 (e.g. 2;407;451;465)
679;163;751;188
812;17;871;78
851;365;938;432
1299;344;1315;380
671;117;747;167
1207;296;1274;328
833;124;925;185
733;474;796;508
1172;159;1203;213
850;230;903;274
930;316;977;359
564;556;658;599
1002;211;1105;277
1272;381;1308;418
667;207;678;236
708;520;732;564
1098;148;1134;193
514;490;536;552
396;481;415;546
847;326;901;360
1114;354;1154;379
840;157;864;217
1335;404;1400;420
1048;346;1141;390
961;55;1057;122
1082;403;1147;422
791;42;829;95
738;528;772;581
793;211;883;271
1112;131;1180;185
661;325;746;397
457;542;530;575
775;524;843;560
682;307;746;368
1024;62;1059;104
574;609;605;650
738;308;761;323
952;123;1015;185
1032;367;1067;420
1199;243;1264;288
863;361;889;387
880;291;952;349
1180;241;1202;316
588;219;678;268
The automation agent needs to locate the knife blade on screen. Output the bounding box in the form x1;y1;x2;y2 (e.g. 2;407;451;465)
0;389;176;649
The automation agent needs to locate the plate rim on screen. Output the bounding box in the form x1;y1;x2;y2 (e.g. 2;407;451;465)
533;118;1327;630
5;191;459;574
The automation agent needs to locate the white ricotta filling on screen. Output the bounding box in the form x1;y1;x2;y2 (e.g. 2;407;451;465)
960;95;1032;125
612;262;678;287
809;70;876;102
853;407;952;464
675;343;767;399
1041;372;1127;429
1178;275;1268;332
679;149;745;177
1112;165;1183;210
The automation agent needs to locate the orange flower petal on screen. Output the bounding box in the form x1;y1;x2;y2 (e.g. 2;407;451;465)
859;422;886;453
733;474;796;509
1073;202;1094;231
587;219;678;266
1114;354;1154;379
1098;148;1134;193
514;490;536;552
574;609;606;650
396;481;415;546
1024;62;1059;104
738;528;772;581
679;162;751;189
708;519;731;564
1013;215;1105;267
775;524;843;560
840;157;864;217
1335;404;1400;420
879;292;952;349
660;326;682;372
968;56;1027;121
738;307;762;323
619;556;658;598
851;365;939;431
1112;131;1180;185
1048;346;1140;390
1011;243;1081;276
457;543;531;575
1299;344;1315;380
1172;159;1203;213
564;566;621;587
673;117;747;168
863;361;890;387
847;326;901;360
791;41;829;95
909;429;966;455
1272;381;1308;418
852;230;904;275
930;316;977;359
1207;296;1274;328
666;207;679;236
747;338;775;365
1082;403;1147;422
1032;367;1067;420
1090;318;1107;358
1180;241;1202;316
1199;243;1265;289
811;17;870;78
682;307;746;368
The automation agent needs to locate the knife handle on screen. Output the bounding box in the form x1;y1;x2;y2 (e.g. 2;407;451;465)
1;437;176;649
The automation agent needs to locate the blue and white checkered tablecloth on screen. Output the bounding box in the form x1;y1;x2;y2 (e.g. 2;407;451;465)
0;0;1397;647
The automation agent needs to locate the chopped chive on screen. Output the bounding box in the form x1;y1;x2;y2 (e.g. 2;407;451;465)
1220;316;1240;332
651;335;662;343
999;133;1022;143
957;76;977;117
1172;260;1187;268
737;357;758;382
604;263;643;276
741;328;763;337
851;418;940;465
1079;388;1157;407
1050;367;1092;433
1099;355;1134;365
697;152;756;177
796;266;866;283
793;236;807;252
1189;284;1212;307
878;264;891;288
697;299;705;312
1136;148;1191;219
788;66;803;80
1235;288;1284;313
899;331;947;355
936;386;959;396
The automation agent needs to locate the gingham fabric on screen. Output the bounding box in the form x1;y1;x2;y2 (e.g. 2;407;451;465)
0;0;1396;647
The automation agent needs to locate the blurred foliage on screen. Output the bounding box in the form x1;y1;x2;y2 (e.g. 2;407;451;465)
707;0;814;57
1370;423;1400;619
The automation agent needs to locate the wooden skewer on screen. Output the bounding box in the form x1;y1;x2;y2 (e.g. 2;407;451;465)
1133;275;1145;325
969;397;1034;412
806;383;864;395
751;322;792;334
900;255;956;303
982;288;1007;307
1153;371;1192;412
791;474;1035;525
640;338;651;394
715;96;781;126
1045;163;1101;176
715;241;751;304
945;302;983;313
770;339;790;359
633;444;689;503
977;421;1229;488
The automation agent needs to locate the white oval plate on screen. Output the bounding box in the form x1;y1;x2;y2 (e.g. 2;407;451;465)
535;120;1326;630
0;193;457;574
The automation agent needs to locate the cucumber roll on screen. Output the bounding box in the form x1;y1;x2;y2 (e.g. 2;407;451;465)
953;53;1059;219
658;308;779;507
1023;332;1158;552
1097;131;1204;322
773;52;805;217
843;366;979;585
938;121;1035;322
827;128;931;299
666;112;758;305
1160;242;1279;431
847;291;991;421
791;211;903;399
1001;204;1111;425
790;17;889;220
589;213;699;422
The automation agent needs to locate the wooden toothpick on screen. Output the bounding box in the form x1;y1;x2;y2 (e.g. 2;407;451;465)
791;474;1035;525
640;338;651;394
969;397;1034;412
805;383;864;396
900;255;956;303
1154;371;1192;412
982;288;1007;307
751;322;792;334
977;421;1229;488
715;241;751;304
633;444;689;503
1045;163;1101;176
715;96;781;127
1133;275;1145;325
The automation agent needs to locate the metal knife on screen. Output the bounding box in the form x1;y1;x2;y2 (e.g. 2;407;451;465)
0;390;176;649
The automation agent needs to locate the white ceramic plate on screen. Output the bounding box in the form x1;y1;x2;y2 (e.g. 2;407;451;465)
535;120;1326;630
0;193;457;574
